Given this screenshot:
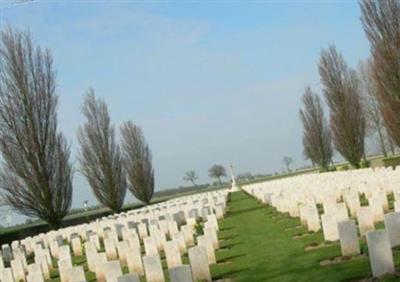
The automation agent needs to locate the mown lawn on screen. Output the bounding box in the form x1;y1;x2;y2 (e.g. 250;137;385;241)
211;191;400;282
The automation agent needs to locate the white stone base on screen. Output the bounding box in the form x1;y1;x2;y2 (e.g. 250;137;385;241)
230;183;240;192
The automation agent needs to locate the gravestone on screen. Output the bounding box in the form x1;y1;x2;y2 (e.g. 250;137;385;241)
337;220;360;256
27;263;43;280
117;273;140;282
197;235;216;264
103;260;123;282
144;237;158;256
125;247;144;275
172;232;187;255
321;214;339;241
58;258;73;282
138;223;148;239
366;230;395;277
188;246;211;282
181;225;194;246
66;266;86;282
1;245;12;262
369;197;384;223
95;253;108;282
169;265;193;282
11;259;25;282
143;254;165;282
383;212;400;247
356;207;375;236
394;200;400;212
104;238;118;260
1;268;14;282
164;241;182;269
204;227;219;249
27;271;44;282
71;237;82;256
35;253;50;279
305;206;320;232
117;241;130;266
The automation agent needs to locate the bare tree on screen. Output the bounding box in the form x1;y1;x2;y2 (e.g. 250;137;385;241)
78;89;126;213
319;45;366;168
120;121;154;205
282;156;294;173
208;164;226;186
183;170;198;186
299;87;333;171
358;60;392;157
360;0;400;148
0;29;73;229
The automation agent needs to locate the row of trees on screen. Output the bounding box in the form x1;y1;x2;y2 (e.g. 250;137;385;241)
0;29;154;229
300;0;399;171
183;164;228;186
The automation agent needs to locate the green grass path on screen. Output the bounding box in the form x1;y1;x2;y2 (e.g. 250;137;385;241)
211;191;400;282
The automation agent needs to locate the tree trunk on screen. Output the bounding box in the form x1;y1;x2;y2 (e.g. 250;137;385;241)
387;131;396;155
377;126;387;157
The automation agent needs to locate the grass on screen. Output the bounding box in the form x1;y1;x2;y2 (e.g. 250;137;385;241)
211;191;400;282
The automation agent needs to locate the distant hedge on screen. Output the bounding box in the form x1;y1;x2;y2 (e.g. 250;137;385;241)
383;155;400;168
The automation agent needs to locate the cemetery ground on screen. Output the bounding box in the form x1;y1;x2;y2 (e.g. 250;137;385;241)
211;191;400;282
38;188;400;282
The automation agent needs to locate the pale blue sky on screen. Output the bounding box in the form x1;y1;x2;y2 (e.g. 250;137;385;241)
0;0;370;217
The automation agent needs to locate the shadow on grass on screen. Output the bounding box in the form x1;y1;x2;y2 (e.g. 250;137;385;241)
213;266;250;280
219;234;236;241
220;226;234;231
231;206;262;216
230;195;250;203
220;240;242;249
217;252;246;263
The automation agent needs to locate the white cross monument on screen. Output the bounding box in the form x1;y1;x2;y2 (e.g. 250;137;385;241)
229;164;240;192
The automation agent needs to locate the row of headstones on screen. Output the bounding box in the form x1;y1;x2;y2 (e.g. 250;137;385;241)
0;233;216;282
0;189;227;259
242;169;400;278
247;167;400;209
0;189;228;282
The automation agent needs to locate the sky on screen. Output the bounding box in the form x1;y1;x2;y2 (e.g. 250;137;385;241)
0;0;372;222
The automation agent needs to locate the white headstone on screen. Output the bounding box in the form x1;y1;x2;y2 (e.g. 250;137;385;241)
125;247;144;275
104;238;118;260
143;236;157;256
337;220;360;256
117;273;140;282
58;258;73;282
366;230;395;277
103;260;123;282
71;237;82;256
169;265;193;282
0;268;14;282
321;214;339;241
164;241;182;269
11;259;25;282
143;254;165;282
188;246;211;282
383;212;400;247
356;207;375;236
197;235;216;264
67;266;86;282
